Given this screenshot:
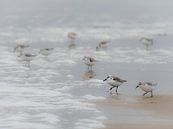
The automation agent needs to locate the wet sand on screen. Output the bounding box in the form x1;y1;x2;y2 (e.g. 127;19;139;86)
96;94;173;129
102;124;173;129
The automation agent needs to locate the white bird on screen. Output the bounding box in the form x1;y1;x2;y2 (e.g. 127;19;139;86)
39;48;54;56
82;56;97;71
103;75;127;94
67;32;77;40
136;82;157;97
96;41;108;51
19;53;36;67
139;37;153;50
67;32;77;48
14;44;30;53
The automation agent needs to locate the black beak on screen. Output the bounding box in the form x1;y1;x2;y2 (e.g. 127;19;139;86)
103;78;107;81
136;85;139;89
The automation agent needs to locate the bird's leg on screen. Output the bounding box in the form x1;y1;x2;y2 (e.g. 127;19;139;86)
28;61;31;68
116;87;119;95
150;91;153;97
146;44;149;51
109;87;113;95
109;87;113;91
90;66;93;71
143;92;147;96
116;87;118;93
71;39;75;44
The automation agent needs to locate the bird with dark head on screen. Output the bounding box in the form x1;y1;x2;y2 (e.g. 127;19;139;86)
14;44;30;53
96;41;109;51
39;48;54;56
136;82;157;97
82;56;97;71
103;75;127;94
19;52;37;67
139;37;153;50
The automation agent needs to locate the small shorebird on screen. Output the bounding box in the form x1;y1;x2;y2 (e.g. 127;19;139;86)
14;44;30;53
19;53;36;67
103;75;127;94
39;48;54;56
139;37;153;50
82;56;97;71
67;32;77;48
136;82;157;97
67;32;77;40
96;41;108;51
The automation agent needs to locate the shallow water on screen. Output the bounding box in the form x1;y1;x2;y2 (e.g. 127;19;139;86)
0;0;173;129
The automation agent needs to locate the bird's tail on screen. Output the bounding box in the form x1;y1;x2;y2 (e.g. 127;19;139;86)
152;83;157;86
121;80;127;83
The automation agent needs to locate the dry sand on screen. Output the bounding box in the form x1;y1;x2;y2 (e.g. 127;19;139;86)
95;94;173;129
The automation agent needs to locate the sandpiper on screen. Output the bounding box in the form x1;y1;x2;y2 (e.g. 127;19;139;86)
103;75;127;94
136;82;157;97
67;32;77;40
139;37;153;50
19;53;36;67
39;48;54;56
96;41;108;51
14;44;30;53
67;32;77;48
83;56;97;71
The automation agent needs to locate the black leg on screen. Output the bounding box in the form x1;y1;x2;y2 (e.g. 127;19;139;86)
146;46;148;51
28;61;31;68
143;92;147;96
151;91;153;97
109;87;113;91
116;87;118;94
90;66;92;71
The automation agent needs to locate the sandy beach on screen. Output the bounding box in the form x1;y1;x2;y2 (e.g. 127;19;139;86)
0;0;173;129
96;94;173;129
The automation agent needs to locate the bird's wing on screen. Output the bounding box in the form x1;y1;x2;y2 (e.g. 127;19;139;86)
25;53;36;57
112;76;126;82
112;76;121;81
145;82;157;86
89;57;96;62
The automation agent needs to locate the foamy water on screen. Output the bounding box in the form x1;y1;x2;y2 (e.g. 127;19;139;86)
0;0;173;128
0;29;173;128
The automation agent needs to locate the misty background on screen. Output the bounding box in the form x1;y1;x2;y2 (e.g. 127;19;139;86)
0;0;173;28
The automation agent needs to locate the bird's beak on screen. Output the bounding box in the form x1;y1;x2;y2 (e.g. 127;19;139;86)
103;78;107;81
136;85;139;89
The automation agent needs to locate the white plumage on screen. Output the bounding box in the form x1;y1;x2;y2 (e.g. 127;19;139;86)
136;82;156;97
139;37;153;50
19;53;36;67
83;56;97;71
103;75;127;94
96;41;108;51
39;48;54;56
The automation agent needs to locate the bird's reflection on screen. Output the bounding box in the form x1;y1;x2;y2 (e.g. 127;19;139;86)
68;43;76;49
83;70;96;80
67;32;77;49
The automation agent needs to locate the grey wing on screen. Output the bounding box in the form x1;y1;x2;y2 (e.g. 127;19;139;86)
145;82;153;86
112;76;121;81
112;76;126;82
89;57;96;62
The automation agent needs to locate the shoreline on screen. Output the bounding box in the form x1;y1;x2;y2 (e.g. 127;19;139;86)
94;94;173;129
